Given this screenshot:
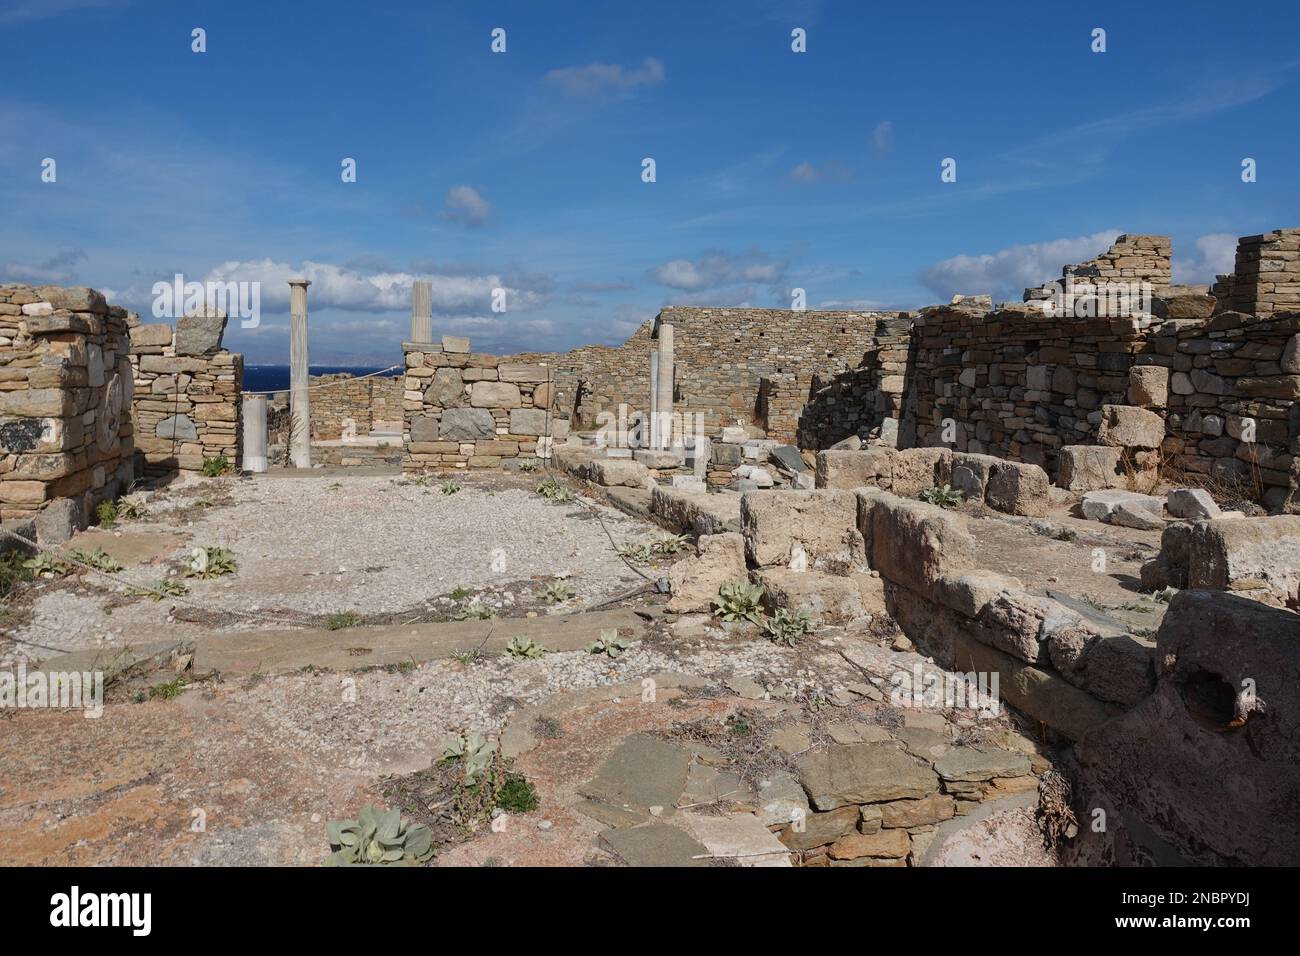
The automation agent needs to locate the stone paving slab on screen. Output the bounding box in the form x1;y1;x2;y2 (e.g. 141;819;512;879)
192;608;645;676
598;823;712;867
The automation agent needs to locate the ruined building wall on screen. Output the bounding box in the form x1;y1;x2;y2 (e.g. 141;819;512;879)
0;284;134;521
309;373;404;439
1024;233;1173;305
402;337;567;471
1213;227;1300;316
510;307;893;438
128;313;243;476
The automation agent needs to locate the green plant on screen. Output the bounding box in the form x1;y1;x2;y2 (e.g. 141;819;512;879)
449;585;471;601
201;454;233;477
442;732;496;784
764;607;813;646
125;579;188;601
0;551;35;597
617;540;653;563
919;484;963;509
146;677;186;700
327;611;363;630
1151;586;1178;604
541;581;576;604
452;601;495;621
117;498;148;520
517;458;541;473
652;534;689;555
711;579;764;625
586;629;631;659
22;553;70;579
95;500;119;528
440;479;462;496
536;477;573;502
325;805;434;866
69;547;124;573
495;774;539;814
505;635;546;659
185;546;236;579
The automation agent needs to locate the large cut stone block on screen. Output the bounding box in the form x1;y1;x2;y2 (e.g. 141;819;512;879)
891;447;952;497
156;414;198;441
508;407;549;436
424;368;464;407
1097;404;1165;449
438;407;495;440
984;460;1051;516
497;363;550;383
795;743;939;811
651;485;741;535
469;381;521;408
667;532;747;613
949;452;1001;502
590;458;649;488
753;568;883;625
741;489;863;569
871;492;975;598
174;310;228;356
1127;365;1169;408
129;323;173;348
1187;515;1300;601
1057;445;1122;492
815;448;892;490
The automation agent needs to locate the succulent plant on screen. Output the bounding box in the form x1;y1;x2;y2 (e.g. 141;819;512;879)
126;579;188;601
325;805;434;866
652;534;689;555
586;629;631;659
764;607;814;646
919;484;963;509
712;579;765;625
506;635;546;659
617;540;654;563
440;480;462;495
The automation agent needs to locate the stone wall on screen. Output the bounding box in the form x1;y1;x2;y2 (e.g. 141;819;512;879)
1213;227;1300;316
128;311;243;476
1025;233;1172;306
0;284;134;522
309;372;403;439
511;307;898;439
402;336;567;470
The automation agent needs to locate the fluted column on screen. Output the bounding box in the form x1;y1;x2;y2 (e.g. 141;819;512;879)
288;279;311;468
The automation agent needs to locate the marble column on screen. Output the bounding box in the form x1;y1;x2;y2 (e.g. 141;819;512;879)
241;394;268;473
655;322;674;450
288;279;311;468
410;280;433;344
648;350;659;450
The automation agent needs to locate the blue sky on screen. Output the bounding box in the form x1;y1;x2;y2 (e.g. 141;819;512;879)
1;0;1297;363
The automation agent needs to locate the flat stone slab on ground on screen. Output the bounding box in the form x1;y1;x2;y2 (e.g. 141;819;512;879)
578;733;692;821
678;811;792;867
598;824;712;867
796;742;940;810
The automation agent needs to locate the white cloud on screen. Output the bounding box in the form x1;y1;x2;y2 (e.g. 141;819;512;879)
870;121;894;157
197;260;549;315
544;57;665;97
1173;233;1237;285
441;185;491;228
649;250;787;292
917;230;1120;302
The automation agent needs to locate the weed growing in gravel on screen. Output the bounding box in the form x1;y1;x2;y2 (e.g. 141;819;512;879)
586;629;630;658
69;548;124;573
95;500;119;528
24;553;72;579
137;677;186;701
325;805;435;866
453;601;496;621
201;454;233;477
652;534;689;555
712;580;764;625
441;480;462;496
495;774;539;813
126;579;188;601
327;611;363;630
536;478;573;502
764;607;813;646
617;540;654;563
505;635;546;659
541;582;576;604
186;546;236;579
517;458;541;472
449;586;471;601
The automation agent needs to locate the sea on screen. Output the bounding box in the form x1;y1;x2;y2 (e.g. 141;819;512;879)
242;365;402;394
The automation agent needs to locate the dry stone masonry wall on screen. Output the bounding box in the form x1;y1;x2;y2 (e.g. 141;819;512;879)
128;310;243;477
309;372;403;439
402;336;568;470
0;284;134;522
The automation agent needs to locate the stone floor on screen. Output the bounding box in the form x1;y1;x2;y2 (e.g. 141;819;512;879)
0;469;1066;867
